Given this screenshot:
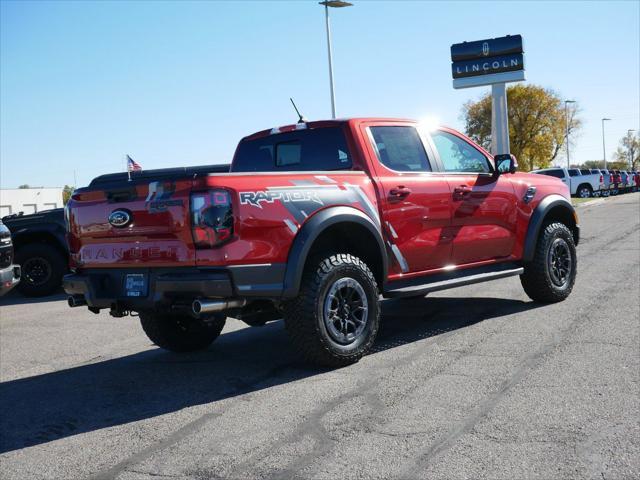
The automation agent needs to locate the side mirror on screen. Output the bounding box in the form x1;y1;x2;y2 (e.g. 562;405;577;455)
494;154;518;174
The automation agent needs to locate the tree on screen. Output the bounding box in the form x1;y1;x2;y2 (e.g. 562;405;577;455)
62;185;75;205
461;84;582;172
581;160;628;170
18;184;30;189
613;131;639;170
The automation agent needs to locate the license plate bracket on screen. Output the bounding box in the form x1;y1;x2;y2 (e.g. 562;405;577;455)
123;273;148;297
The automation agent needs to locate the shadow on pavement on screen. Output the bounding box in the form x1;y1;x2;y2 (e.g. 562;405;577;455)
0;291;66;307
0;296;543;453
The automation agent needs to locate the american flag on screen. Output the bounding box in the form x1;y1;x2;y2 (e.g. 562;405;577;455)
127;155;142;172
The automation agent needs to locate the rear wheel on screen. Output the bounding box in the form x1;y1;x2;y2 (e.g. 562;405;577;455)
15;243;66;297
140;312;226;352
520;222;577;303
283;254;380;367
577;185;592;198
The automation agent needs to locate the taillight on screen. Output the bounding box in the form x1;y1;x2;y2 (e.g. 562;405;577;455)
190;190;234;248
600;174;603;183
610;174;613;183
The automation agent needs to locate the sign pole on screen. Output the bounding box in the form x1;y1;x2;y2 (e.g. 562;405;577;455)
490;82;510;156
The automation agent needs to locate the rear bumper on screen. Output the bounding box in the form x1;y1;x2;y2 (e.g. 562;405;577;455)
0;265;21;296
63;264;286;311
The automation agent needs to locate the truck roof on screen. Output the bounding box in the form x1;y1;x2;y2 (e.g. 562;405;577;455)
241;118;417;141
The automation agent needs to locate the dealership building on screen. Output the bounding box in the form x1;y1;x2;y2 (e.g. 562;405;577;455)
0;187;64;217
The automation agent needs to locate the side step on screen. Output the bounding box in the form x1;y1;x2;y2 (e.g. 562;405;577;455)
384;264;524;298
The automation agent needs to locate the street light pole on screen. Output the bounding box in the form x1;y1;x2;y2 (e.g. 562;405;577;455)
319;1;352;119
564;100;576;168
628;129;636;169
601;118;611;169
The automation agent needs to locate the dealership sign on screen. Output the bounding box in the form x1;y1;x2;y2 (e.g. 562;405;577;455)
451;35;525;89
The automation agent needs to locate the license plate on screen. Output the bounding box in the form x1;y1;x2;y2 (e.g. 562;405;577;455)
124;274;148;297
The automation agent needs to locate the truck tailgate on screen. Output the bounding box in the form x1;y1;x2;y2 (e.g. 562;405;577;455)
67;179;195;268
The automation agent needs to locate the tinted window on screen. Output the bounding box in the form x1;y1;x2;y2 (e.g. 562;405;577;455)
580;169;591;175
431;131;491;173
590;169;599;174
568;169;580;177
538;169;564;178
232;127;352;172
369;126;431;172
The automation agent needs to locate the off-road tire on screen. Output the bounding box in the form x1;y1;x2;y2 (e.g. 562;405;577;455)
520;222;577;303
283;254;380;367
140;312;226;352
15;243;67;297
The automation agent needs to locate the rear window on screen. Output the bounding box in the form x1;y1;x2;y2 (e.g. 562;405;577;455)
232;127;353;172
568;169;580;177
580;169;591;175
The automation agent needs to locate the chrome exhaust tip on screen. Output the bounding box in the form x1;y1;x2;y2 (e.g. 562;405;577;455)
68;295;87;308
192;298;246;316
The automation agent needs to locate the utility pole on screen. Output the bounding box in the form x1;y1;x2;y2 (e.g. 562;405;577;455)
564;100;575;168
602;118;611;169
628;129;636;169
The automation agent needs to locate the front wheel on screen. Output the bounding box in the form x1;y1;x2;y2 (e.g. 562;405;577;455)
140;312;226;352
283;254;380;367
520;222;577;303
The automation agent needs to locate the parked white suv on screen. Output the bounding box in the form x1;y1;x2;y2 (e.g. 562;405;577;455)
531;167;604;198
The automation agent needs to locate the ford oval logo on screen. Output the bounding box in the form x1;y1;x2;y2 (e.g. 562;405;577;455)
108;209;132;228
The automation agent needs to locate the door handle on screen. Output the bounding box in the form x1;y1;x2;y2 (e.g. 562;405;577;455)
452;185;472;200
388;186;411;200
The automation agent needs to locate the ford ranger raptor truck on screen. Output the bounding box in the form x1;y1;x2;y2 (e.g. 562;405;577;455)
64;118;580;366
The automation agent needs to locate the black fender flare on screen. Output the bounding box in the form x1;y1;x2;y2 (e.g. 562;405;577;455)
523;194;578;262
282;206;388;298
11;224;68;255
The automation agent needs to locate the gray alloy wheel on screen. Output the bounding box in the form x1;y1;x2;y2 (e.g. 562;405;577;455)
322;276;369;346
578;186;592;198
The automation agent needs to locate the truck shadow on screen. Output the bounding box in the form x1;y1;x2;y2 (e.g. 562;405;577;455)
0;291;66;307
0;296;543;454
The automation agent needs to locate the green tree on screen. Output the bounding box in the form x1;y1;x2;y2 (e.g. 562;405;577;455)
613;131;639;170
18;184;30;189
461;84;582;172
581;160;628;170
62;185;75;205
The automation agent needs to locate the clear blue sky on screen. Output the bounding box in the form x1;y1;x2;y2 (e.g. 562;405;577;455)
1;0;638;188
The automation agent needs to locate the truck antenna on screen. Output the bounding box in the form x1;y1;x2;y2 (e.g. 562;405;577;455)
290;98;308;124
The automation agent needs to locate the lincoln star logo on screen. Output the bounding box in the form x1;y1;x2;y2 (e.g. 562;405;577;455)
108;209;132;228
482;41;490;56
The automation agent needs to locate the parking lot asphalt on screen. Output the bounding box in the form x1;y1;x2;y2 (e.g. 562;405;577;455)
1;193;638;480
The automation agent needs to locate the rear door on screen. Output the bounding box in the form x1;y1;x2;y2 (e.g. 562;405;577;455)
360;121;452;275
67;179;196;268
429;129;518;265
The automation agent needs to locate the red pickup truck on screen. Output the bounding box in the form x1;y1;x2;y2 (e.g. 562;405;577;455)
64;118;580;366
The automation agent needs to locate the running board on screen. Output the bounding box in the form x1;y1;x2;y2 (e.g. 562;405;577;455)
384;264;524;298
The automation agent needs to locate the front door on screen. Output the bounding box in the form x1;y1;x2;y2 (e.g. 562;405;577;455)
429;129;518;266
361;123;452;275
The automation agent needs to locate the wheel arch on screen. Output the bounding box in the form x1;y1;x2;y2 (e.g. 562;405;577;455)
282;206;388;298
523;194;579;263
12;228;68;258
